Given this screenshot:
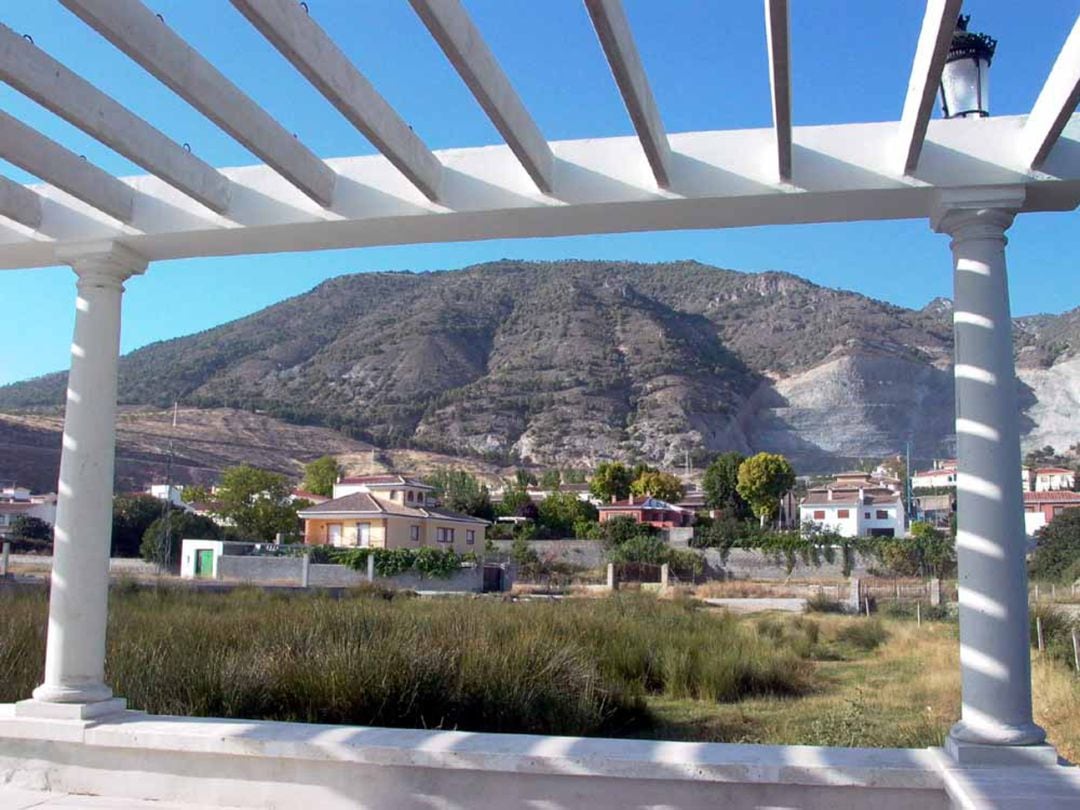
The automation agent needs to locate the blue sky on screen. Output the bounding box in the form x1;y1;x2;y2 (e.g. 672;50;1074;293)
1;0;1078;386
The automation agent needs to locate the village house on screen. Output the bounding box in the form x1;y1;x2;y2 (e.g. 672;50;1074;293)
1023;490;1080;537
597;494;693;528
912;458;1076;494
799;472;906;538
0;485;57;539
1033;466;1076;492
297;474;488;552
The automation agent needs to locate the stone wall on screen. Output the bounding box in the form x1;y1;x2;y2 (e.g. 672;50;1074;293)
217;555;485;592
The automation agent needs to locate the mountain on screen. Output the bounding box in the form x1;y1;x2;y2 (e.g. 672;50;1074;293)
1;260;1077;473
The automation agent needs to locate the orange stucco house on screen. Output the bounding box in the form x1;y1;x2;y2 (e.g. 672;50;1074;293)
297;474;488;553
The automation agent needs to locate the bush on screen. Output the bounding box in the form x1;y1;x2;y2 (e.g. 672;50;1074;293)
1031;605;1079;671
1030;510;1080;583
140;512;222;571
835;619;888;651
332;547;464;579
805;591;845;614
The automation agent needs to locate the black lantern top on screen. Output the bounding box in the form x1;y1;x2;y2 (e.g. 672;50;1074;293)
947;15;997;66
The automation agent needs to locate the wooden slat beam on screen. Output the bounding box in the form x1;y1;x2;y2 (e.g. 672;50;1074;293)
897;0;964;175
232;0;442;201
0;174;44;230
583;0;670;188
408;0;554;193
1022;15;1080;170
60;0;335;207
0;23;230;214
0;112;134;223
764;0;792;182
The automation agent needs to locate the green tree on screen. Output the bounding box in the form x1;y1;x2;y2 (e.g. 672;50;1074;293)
908;521;955;578
537;492;598;536
180;484;210;504
140;512;222;572
539;469;561;489
629;470;684;503
111;494;165;557
514;469;538;489
589;461;633;502
1030;509;1080;583
214;465;300;541
425;469;495;520
301;455;342;497
8;516;52;542
702;451;749;515
736;453;796;527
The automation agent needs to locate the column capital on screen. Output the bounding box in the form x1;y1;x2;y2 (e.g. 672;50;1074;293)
56;241;148;287
930;186;1026;239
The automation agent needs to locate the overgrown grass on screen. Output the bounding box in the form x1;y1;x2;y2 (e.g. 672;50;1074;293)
0;586;809;737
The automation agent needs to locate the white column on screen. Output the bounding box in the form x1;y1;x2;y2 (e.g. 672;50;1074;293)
932;190;1046;753
28;243;146;710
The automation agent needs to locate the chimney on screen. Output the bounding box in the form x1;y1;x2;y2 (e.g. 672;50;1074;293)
629;493;635;505
827;489;833;501
610;494;616;504
858;487;865;502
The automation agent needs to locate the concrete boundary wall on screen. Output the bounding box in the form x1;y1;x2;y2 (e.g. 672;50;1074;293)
0;710;954;810
493;540;878;580
216;554;484;592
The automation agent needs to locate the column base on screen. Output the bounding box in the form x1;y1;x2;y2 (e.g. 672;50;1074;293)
949;718;1046;747
15;697;127;721
32;681;114;705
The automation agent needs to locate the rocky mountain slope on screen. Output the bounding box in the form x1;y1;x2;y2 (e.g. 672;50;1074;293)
1;260;1076;473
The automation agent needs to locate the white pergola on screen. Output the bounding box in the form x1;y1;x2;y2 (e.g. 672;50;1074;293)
2;0;1080;805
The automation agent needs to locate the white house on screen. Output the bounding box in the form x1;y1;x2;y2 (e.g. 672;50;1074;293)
800;473;906;538
146;484;187;508
1034;467;1075;492
0;486;57;539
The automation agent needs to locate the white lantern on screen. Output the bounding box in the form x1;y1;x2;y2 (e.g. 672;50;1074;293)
939;15;996;119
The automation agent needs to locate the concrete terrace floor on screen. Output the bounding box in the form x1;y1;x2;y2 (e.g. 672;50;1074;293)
0;788;243;809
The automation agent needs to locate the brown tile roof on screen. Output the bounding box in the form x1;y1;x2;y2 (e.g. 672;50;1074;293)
299;492;384;515
298;492;488;524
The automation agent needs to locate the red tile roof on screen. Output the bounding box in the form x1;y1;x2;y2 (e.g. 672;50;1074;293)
1024;491;1080;504
298;492;487;523
1034;467;1074;475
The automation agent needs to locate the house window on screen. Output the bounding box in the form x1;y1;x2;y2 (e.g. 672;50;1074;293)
407;491;414;502
390;490;398;500
410;525;420;542
864;512;871;519
812;510;825;520
437;527;455;543
466;529;475;545
837;509;849;519
876;510;888;520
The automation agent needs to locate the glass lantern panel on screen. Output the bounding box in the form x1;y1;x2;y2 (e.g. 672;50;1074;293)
941;57;990;118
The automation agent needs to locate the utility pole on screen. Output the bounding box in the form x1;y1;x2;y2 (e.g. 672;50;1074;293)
156;402;178;573
905;439;913;527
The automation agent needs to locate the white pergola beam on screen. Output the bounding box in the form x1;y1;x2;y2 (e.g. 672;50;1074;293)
583;0;670;188
2;115;1080;270
60;0;336;208
897;0;964;175
231;0;443;202
1022;15;1080;170
0;173;44;230
0;112;134;224
764;0;792;182
408;0;555;193
0;24;229;215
